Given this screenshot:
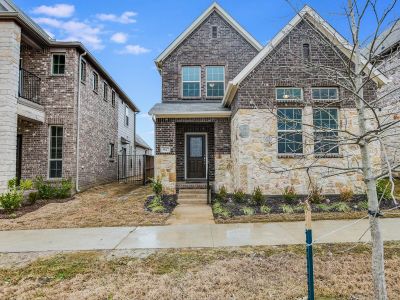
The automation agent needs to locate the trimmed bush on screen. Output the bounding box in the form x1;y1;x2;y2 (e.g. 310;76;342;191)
251;187;264;206
0;178;31;212
281;204;294;214
233;189;246;204
212;202;231;218
215;185;228;203
283;186;297;203
34;177;72;199
339;187;354;202
260;205;271;214
242;206;255;216
150;177;163;196
28;192;39;205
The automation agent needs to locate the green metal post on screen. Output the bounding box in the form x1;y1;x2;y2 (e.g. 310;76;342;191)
305;206;314;300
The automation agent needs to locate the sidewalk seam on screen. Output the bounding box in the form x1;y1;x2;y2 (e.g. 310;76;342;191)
112;227;137;250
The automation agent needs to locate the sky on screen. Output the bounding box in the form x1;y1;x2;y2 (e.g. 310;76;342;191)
14;0;399;149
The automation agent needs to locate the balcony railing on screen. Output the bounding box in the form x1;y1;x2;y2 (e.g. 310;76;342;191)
19;68;41;104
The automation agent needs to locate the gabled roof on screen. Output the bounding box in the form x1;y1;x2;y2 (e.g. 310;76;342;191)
0;0;139;112
364;21;400;57
222;5;389;107
155;2;262;68
135;134;152;150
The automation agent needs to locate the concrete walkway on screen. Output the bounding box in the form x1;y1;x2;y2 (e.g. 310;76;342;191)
0;218;399;252
166;204;215;225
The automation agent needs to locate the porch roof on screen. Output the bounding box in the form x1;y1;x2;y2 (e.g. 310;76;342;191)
148;102;231;118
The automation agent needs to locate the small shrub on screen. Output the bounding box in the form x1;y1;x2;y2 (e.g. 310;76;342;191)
34;177;72;199
151;205;166;213
242;206;255;216
233;189;246;204
28;192;39;205
376;179;392;201
150;177;163;196
56;179;72;198
283;186;297;203
315;203;331;212
281;204;294;214
293;204;304;213
212;202;231;218
251;187;264;206
332;202;351;212
19;179;33;191
260;205;271;214
148;195;162;209
0;190;23;212
357;201;369;210
308;184;325;204
339;187;354;202
215;185;228;203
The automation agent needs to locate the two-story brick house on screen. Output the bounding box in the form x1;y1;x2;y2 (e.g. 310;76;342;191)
149;3;387;195
0;0;139;192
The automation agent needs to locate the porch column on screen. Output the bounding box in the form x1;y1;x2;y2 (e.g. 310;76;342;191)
0;22;21;191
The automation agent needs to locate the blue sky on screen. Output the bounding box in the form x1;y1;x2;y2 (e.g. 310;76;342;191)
14;0;399;149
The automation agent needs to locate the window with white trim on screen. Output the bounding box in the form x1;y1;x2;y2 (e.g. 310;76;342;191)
182;66;200;97
92;71;98;92
313;108;339;154
125;105;129;126
277;108;303;154
206;66;224;97
111;90;116;107
80;60;86;82
49;126;63;178
52;54;65;75
103;82;108;101
109;143;114;159
312;88;338;100
276;88;303;101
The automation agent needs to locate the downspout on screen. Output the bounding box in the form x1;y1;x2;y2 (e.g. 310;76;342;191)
75;51;87;192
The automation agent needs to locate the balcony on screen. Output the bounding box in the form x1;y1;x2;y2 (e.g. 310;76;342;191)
19;68;41;104
17;68;44;123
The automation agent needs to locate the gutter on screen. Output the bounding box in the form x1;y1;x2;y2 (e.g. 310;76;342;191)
75;51;87;192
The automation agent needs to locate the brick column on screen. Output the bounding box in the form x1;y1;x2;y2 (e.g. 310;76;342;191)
0;22;21;192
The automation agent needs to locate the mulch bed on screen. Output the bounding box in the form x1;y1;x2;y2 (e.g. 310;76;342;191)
144;195;178;213
0;197;75;219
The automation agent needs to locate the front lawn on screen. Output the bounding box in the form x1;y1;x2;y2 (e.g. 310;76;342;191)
0;243;399;299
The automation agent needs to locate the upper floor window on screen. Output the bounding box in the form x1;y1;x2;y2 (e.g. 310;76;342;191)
80;60;86;82
111;90;116;107
312;88;338;100
277;108;303;154
206;66;225;98
182;66;200;98
212;26;218;38
313;108;339;154
52;54;65;75
92;72;99;92
49;125;63;178
103;82;108;101
303;43;310;62
109;143;114;159
276;88;303;101
125;105;129;126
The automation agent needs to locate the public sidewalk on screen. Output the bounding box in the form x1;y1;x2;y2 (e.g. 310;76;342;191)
0;218;399;252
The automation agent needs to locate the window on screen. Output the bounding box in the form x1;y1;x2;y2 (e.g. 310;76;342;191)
313;108;339;154
277;108;303;154
303;43;310;61
52;54;65;75
276;88;303;101
212;26;218;38
49;126;63;178
103;82;108;101
109;143;114;159
125;105;129;126
182;66;200;97
80;60;86;82
312;88;338;100
206;66;225;97
111;90;116;107
92;72;98;92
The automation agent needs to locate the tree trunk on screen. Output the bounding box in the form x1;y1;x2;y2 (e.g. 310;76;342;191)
348;1;388;298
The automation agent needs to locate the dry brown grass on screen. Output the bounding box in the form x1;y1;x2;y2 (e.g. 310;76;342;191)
0;243;399;299
0;182;168;231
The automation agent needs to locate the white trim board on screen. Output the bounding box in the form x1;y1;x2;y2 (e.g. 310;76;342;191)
155;2;262;67
222;5;389;107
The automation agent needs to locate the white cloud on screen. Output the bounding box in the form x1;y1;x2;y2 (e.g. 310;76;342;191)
34;17;104;50
111;32;128;44
96;11;137;24
32;4;75;18
118;44;150;55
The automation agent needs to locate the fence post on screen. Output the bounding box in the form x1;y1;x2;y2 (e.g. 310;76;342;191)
117;155;120;182
305;203;314;300
142;155;146;186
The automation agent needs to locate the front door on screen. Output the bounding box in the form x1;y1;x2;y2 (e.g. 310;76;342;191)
186;134;206;179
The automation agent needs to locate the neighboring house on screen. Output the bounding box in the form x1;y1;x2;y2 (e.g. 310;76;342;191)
135;134;152;156
0;0;139;192
369;23;400;174
149;3;386;195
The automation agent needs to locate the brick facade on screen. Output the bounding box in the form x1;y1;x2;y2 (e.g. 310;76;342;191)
161;11;259;101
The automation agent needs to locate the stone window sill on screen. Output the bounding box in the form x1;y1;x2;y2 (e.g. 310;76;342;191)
277;154;305;159
315;153;342;158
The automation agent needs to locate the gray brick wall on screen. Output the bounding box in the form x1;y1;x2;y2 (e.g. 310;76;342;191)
161;11;259;101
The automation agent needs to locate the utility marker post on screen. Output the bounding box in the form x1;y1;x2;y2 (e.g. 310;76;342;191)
305;202;314;300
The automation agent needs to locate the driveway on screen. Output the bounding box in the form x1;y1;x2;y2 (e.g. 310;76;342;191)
0;218;399;252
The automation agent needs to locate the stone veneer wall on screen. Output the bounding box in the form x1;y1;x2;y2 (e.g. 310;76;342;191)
231;108;381;195
0;21;21;192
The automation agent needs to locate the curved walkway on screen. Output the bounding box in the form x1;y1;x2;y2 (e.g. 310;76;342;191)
0;218;399;252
